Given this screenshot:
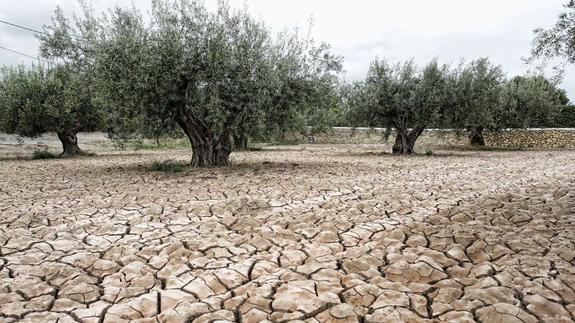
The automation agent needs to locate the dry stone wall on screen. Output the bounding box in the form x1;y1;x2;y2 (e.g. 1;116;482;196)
304;127;575;149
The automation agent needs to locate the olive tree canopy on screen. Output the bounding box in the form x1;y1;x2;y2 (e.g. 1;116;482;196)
346;59;450;154
0;64;97;155
40;0;342;166
532;1;575;63
443;58;504;146
437;60;566;144
499;75;568;128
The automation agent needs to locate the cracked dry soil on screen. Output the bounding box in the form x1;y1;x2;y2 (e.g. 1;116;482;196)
1;145;575;323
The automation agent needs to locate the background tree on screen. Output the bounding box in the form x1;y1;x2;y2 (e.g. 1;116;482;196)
531;1;575;63
144;115;182;148
0;64;98;155
499;74;568;128
347;59;449;154
530;0;575;129
554;105;575;127
258;33;343;144
300;59;345;141
448;58;505;146
399;59;450;153
230;32;343;148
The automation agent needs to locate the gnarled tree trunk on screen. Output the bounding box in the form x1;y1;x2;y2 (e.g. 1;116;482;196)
176;106;231;167
392;128;410;154
468;126;486;146
57;132;83;156
188;137;231;166
392;124;425;155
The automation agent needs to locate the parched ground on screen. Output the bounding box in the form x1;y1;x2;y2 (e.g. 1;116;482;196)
1;141;575;322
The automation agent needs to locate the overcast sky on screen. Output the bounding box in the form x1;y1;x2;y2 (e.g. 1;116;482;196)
1;0;574;98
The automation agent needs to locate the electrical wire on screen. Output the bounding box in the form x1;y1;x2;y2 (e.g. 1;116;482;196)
0;19;47;35
0;45;41;60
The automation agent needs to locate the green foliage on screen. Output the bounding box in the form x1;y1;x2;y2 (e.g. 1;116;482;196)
425;149;434;156
345;59;451;153
499;75;567;128
554;105;575;127
437;59;568;131
150;160;184;172
347;60;417;130
0;64;99;140
442;58;504;131
40;0;342;166
347;59;451;130
40;3;101;68
433;59;569;131
531;1;575;63
262;37;343;138
0;65;56;137
345;56;571;149
32;149;60;160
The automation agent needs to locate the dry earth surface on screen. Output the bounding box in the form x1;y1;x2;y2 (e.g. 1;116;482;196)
1;134;575;322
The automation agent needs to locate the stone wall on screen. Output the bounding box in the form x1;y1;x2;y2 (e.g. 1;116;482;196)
303;127;575;149
485;129;575;148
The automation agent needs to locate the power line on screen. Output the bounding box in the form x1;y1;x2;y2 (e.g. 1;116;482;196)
0;45;41;60
0;19;47;35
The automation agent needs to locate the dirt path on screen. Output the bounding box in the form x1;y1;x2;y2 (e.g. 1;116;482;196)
0;146;574;322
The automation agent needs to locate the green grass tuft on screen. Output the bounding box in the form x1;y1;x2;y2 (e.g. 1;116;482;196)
150;160;185;172
32;149;60;160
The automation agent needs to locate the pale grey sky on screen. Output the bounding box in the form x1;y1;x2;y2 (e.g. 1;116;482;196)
1;0;573;98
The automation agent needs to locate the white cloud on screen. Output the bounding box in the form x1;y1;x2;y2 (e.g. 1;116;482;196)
1;0;573;98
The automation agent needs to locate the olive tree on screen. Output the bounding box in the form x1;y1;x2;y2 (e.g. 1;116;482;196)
232;32;342;148
42;0;342;166
532;1;575;63
400;60;450;153
0;64;97;155
555;105;575;127
347;59;450;154
448;58;505;146
499;75;568;128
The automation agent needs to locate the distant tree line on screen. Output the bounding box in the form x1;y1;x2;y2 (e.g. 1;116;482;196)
343;58;572;153
0;0;574;163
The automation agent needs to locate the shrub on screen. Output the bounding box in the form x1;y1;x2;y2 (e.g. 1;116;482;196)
32;149;60;160
150;160;184;172
554;105;575;128
425;150;434;156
